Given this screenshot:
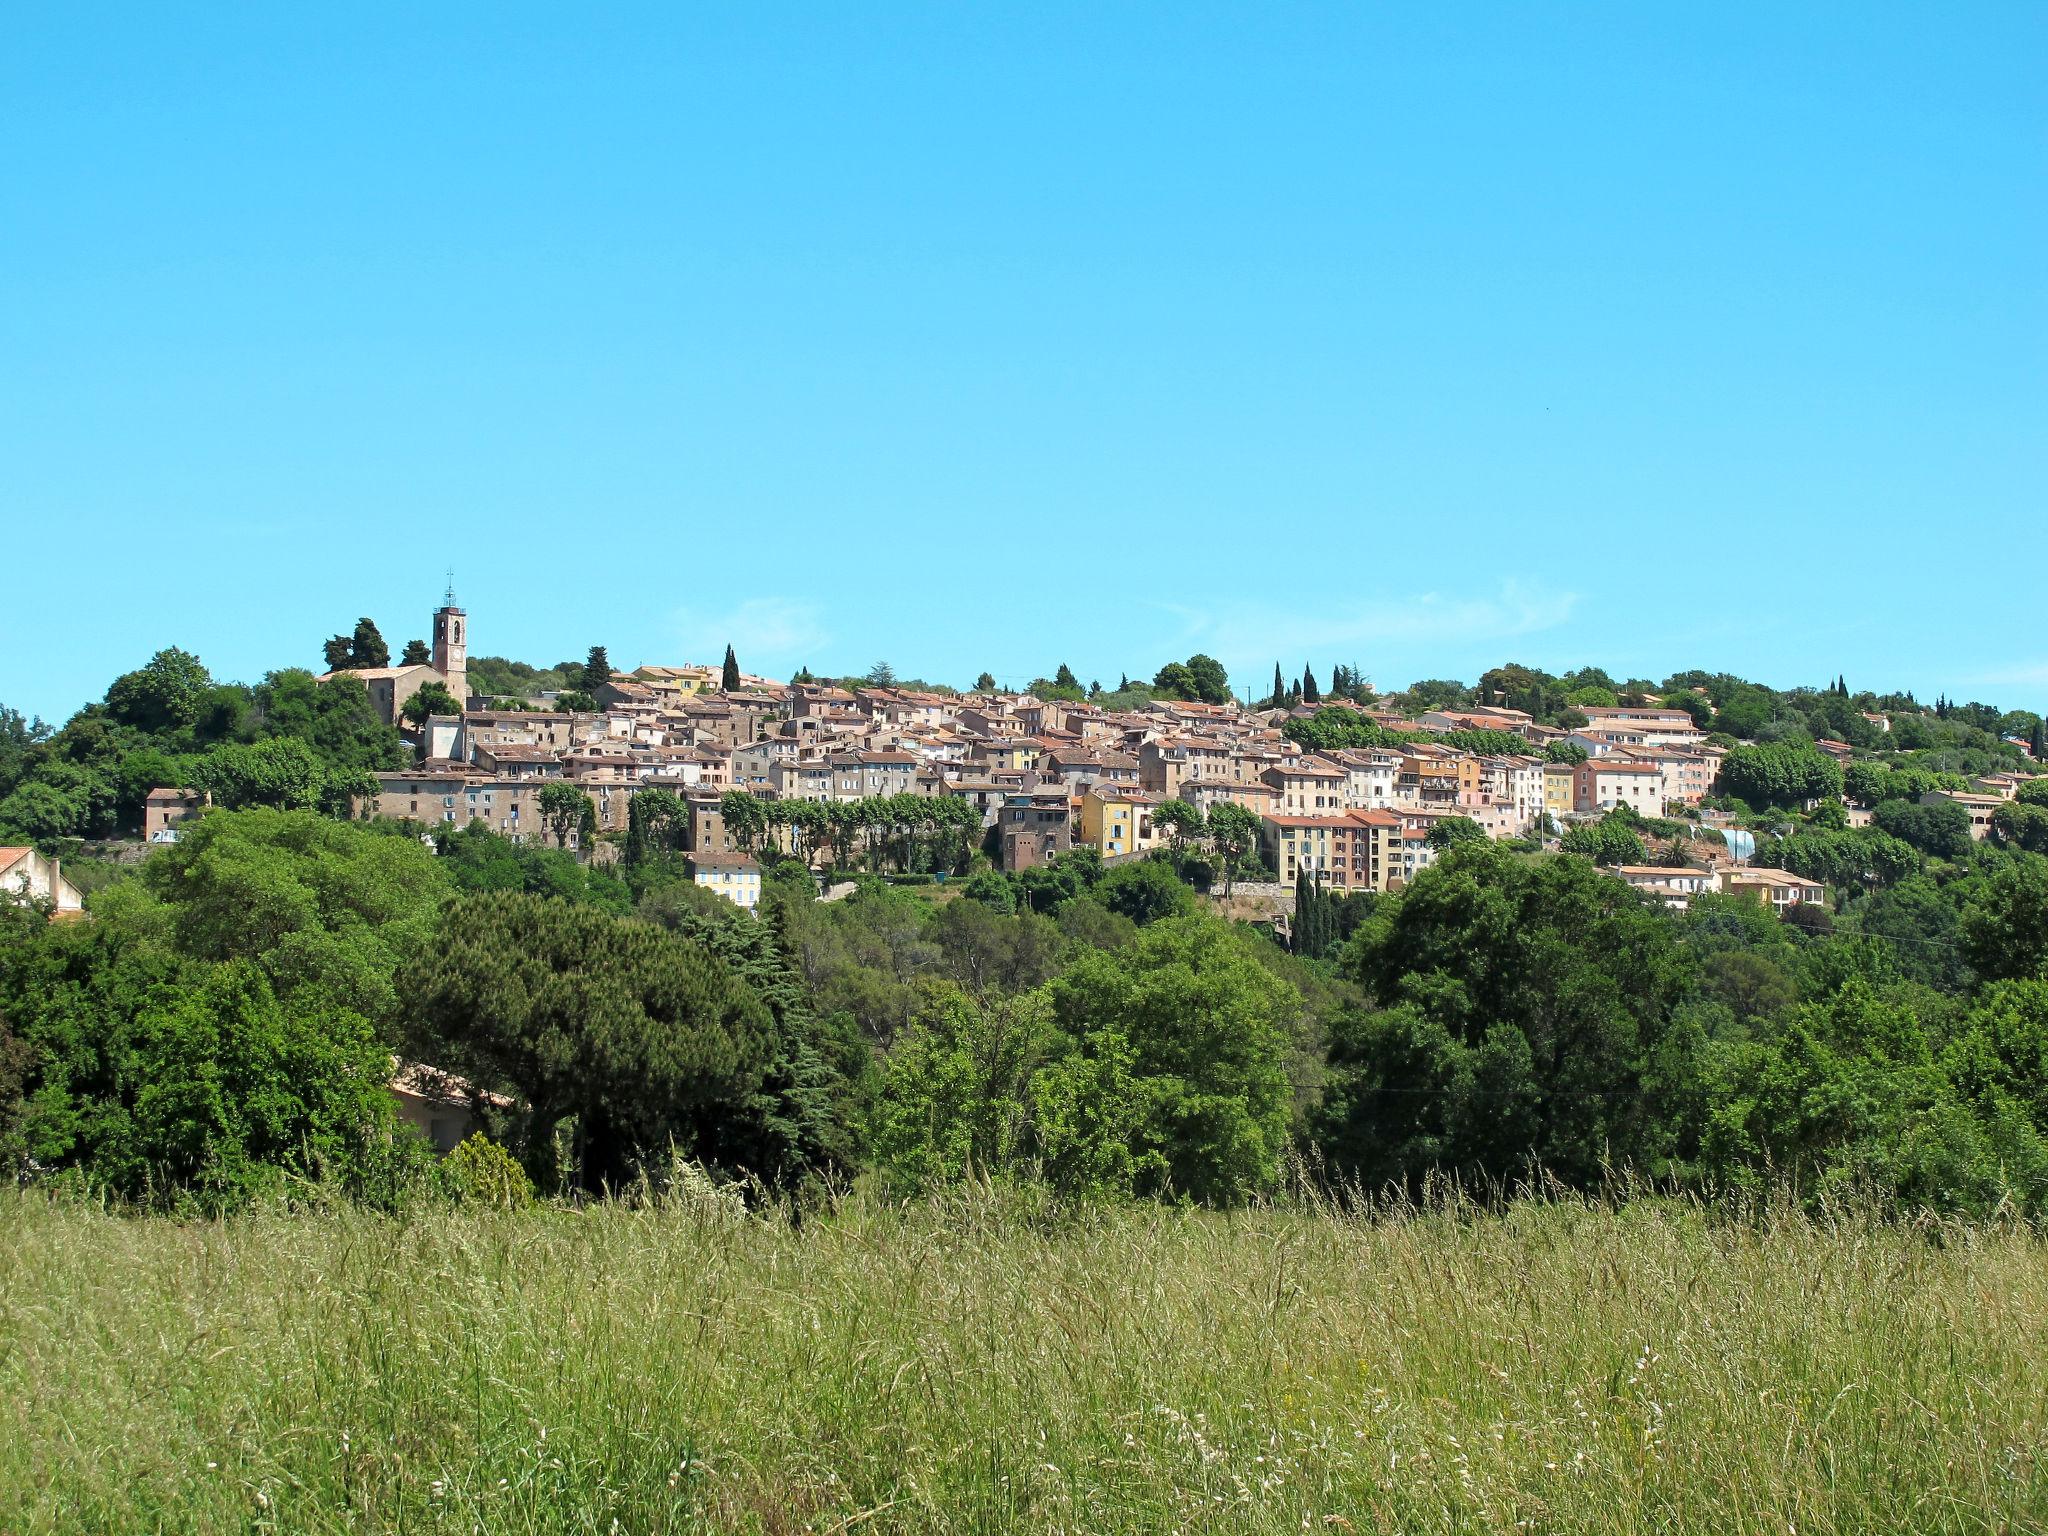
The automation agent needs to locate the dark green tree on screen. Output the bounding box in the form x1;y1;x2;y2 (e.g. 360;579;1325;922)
399;638;431;666
721;645;741;692
1962;857;2048;983
1327;840;1696;1189
349;619;390;669
401;892;775;1190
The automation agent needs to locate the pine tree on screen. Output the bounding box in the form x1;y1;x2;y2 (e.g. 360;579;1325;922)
401;638;431;666
583;646;611;693
1053;663;1081;692
722;644;741;692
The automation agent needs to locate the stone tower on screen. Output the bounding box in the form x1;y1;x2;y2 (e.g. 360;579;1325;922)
431;579;468;709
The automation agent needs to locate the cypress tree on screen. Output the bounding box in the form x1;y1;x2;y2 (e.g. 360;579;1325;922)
1302;666;1320;703
350;617;391;668
2032;718;2047;761
722;644;741;691
1271;662;1285;708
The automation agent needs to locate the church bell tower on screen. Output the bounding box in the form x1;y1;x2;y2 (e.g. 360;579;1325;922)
431;577;468;709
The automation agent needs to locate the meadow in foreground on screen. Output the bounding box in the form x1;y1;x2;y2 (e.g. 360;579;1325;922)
2;1186;2043;1535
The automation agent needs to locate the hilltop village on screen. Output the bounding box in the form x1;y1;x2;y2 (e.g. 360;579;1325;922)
107;594;2037;922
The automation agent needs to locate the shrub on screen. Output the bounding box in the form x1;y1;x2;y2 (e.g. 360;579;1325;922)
441;1134;534;1209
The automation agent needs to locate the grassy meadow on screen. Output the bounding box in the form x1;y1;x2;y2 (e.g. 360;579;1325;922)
2;1187;2044;1535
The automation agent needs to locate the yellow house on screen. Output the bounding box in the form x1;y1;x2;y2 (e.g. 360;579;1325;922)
1542;760;1576;822
1078;785;1161;858
633;664;720;699
971;738;1042;775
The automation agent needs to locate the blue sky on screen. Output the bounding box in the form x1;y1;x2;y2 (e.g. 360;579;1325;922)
4;4;2042;722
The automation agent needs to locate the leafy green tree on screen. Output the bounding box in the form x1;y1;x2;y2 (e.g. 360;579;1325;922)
1427;816;1485;850
1717;743;1845;807
869;989;1057;1195
974;672;997;693
1992;800;2048;855
959;868;1017;913
1205;801;1263;896
1944;980;2048;1128
1559;815;1645;866
1096;859;1196;926
1853;875;1970;991
718;789;768;855
538;783;593;850
400;681;461;726
624;787;688;869
121;959;399;1209
1962;856;2048;983
402;891;775;1191
1545;741;1590;764
1050;917;1298;1203
555;690;598;713
1152;661;1197;700
1873;798;1974;859
144;808;446;1025
1152;798;1205;857
1333;840;1696;1189
400;638;431;666
191;737;326;812
1767;827;1918;893
105;648;213;735
1701;980;2047;1216
250;670;406;774
1184;655;1230;705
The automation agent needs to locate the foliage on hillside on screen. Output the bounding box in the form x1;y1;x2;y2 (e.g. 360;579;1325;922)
5;646;2048;1220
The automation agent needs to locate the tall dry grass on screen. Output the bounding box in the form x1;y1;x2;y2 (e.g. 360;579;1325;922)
1;1183;2043;1533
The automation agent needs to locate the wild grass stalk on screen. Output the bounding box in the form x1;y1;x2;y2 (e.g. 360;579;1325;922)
1;1185;2042;1533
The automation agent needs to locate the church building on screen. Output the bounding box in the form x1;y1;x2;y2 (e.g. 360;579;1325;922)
320;589;470;726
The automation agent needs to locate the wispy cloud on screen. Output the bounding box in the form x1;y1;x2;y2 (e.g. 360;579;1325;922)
1161;580;1580;668
1966;660;2048;689
670;597;831;667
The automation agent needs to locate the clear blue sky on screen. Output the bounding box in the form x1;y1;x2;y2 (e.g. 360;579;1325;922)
4;4;2042;722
